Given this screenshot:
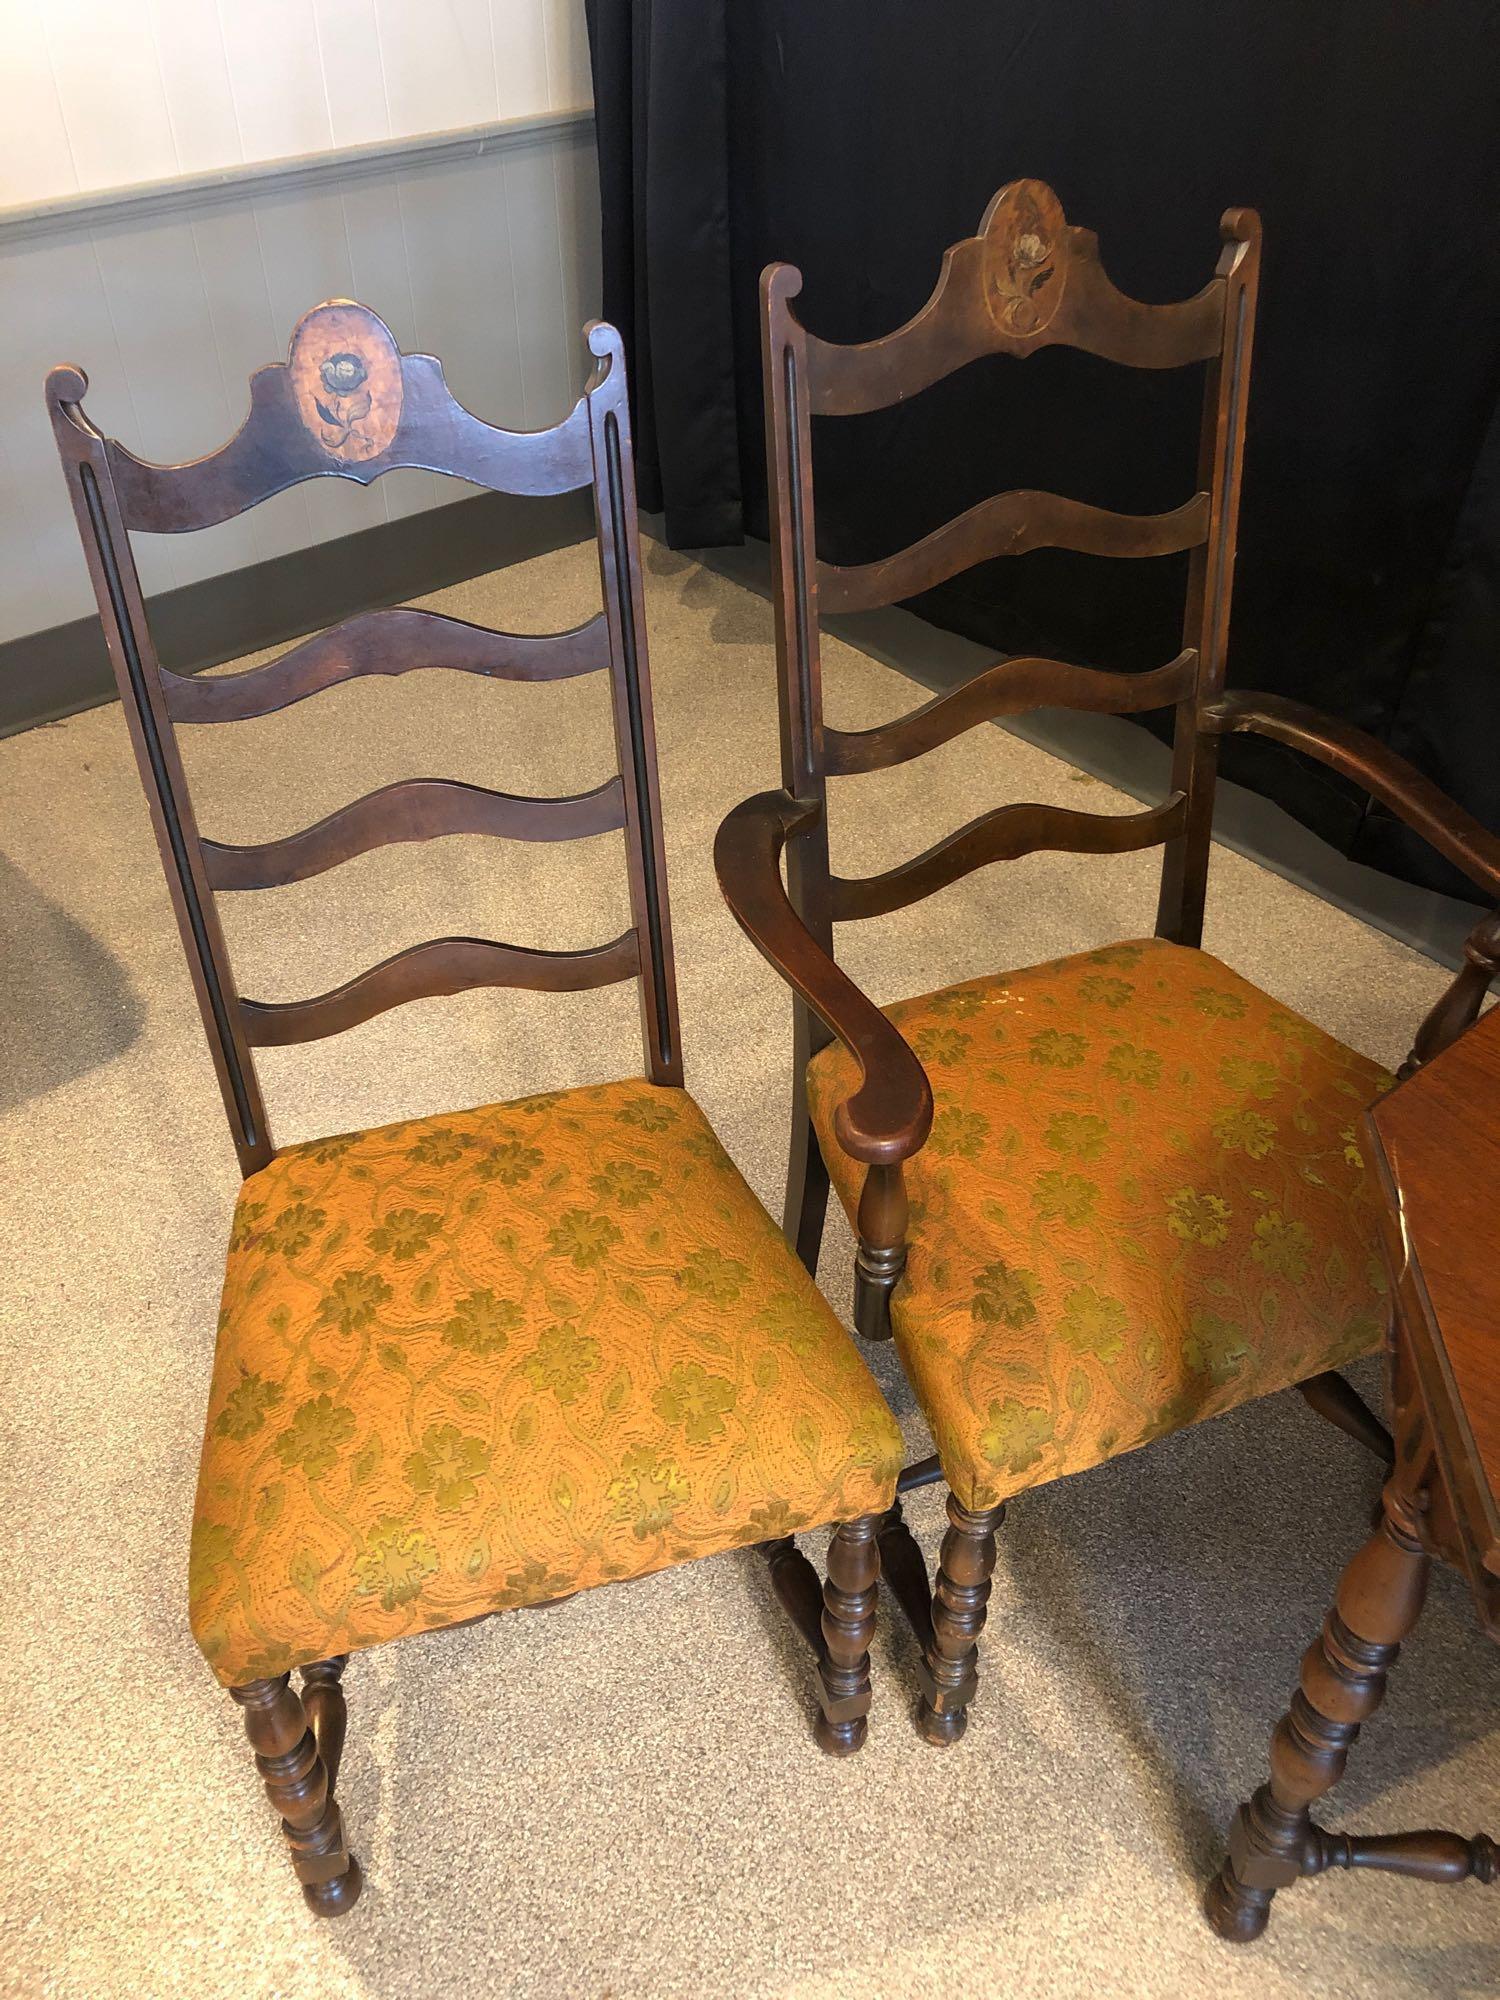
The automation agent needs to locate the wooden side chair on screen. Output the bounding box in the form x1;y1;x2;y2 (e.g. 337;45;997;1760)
714;181;1500;1748
49;304;903;1915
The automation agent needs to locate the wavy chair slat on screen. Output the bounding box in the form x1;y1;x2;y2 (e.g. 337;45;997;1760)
162;608;611;722
201;776;626;890
240;930;642;1047
824;651;1198;776
830;795;1187;923
816;490;1209;615
108;308;596;533
800;182;1225;420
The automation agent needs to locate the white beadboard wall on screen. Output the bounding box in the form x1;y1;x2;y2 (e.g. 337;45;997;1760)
0;0;591;204
0;1;599;650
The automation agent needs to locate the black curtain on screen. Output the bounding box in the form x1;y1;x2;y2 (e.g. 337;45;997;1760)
586;0;1500;903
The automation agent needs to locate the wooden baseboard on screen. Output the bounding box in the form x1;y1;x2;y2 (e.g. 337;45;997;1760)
0;486;594;737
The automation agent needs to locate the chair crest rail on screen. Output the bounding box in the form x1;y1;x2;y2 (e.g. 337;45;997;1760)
830;795;1187;923
66;301;596;533
792;178;1227;419
816;490;1209;615
162;608;610;722
824;650;1197;776
201;775;626;891
240;930;641;1047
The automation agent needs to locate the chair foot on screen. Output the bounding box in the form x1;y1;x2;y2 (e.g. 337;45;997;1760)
230;1660;361;1916
916;1496;1003;1747
304;1852;364;1917
1203;1859;1271;1943
815;1515;880;1756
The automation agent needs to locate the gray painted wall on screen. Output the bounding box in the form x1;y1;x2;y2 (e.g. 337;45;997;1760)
0;114;600;644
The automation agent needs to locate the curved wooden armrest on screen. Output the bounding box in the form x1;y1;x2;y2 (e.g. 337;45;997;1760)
713;790;934;1166
1204;692;1500;902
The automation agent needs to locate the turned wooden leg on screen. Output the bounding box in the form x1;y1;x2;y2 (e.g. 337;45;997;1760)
230;1661;361;1916
917;1495;1004;1746
854;1163;907;1342
1295;1369;1395;1466
1205;1481;1429;1943
816;1515;881;1757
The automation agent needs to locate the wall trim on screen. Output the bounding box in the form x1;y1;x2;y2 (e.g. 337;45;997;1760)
0;487;594;737
0;107;595;245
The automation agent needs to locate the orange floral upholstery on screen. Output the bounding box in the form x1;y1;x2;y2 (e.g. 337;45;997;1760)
806;940;1392;1514
190;1078;902;1686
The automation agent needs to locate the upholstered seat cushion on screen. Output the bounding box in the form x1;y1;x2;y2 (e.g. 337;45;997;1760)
806;940;1392;1514
190;1078;902;1686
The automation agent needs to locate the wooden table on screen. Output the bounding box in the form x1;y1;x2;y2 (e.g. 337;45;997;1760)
1205;1005;1500;1942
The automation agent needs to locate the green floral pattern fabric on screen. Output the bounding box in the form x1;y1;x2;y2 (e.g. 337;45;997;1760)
190;1079;902;1685
805;940;1392;1511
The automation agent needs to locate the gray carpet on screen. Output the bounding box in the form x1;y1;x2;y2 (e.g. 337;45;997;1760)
2;538;1495;2000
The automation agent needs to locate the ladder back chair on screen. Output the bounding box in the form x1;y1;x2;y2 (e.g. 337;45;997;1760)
50;305;902;1914
714;181;1500;1746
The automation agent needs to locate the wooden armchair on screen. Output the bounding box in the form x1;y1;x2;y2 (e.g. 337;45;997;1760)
49;305;903;1914
714;182;1500;1748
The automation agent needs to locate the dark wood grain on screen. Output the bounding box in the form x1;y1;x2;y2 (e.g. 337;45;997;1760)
230;1673;360;1916
202;776;625;890
823;650;1196;776
107;329;595;532
1205;691;1500;901
713;790;932;1165
817;490;1209;616
240;930;641;1046
162;606;609;722
799;177;1225;418
830;795;1186;923
1367;1007;1500;1603
49;306;684;1171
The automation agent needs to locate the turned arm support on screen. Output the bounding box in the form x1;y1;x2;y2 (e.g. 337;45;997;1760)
1205;692;1500;1069
714;790;934;1167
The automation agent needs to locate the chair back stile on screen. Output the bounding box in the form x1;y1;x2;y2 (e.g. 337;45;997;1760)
47;306;681;1179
